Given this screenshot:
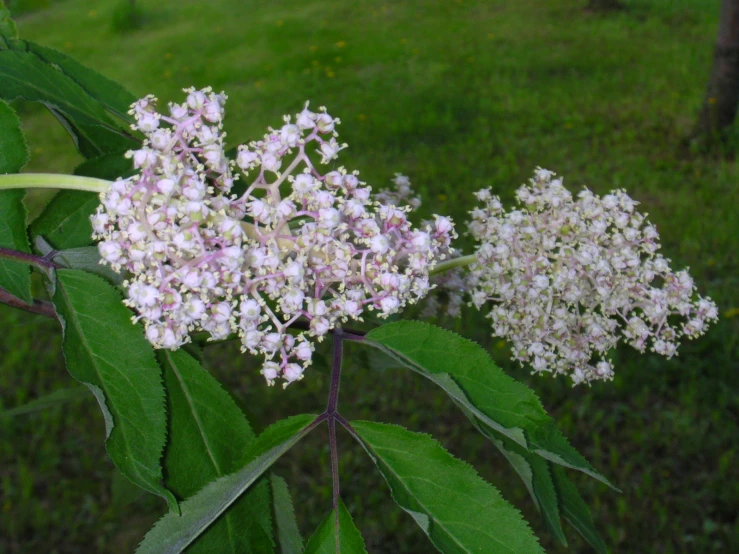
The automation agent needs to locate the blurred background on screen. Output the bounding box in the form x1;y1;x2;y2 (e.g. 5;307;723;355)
1;0;737;552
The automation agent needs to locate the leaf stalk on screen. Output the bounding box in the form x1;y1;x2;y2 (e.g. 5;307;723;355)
0;173;112;193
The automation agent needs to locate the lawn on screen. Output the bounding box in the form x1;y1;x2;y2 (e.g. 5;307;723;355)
1;0;738;552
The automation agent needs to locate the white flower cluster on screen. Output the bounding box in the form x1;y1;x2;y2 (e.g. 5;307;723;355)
468;168;718;385
92;89;455;386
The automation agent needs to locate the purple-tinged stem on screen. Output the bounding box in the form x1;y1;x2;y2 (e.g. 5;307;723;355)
0;246;60;271
326;329;346;549
327;329;344;414
335;413;361;442
0;287;56;318
329;416;341;552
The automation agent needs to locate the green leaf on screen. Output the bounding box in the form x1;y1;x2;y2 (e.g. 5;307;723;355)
365;321;612;487
51;269;176;512
20;40;137;121
0;189;32;303
28;153;129;252
303;499;367;554
0;386;89;417
47;103;135;158
454;401;569;545
476;420;567;546
29;190;98;250
74;151;134;180
137;414;319;554
551;465;608;554
351;420;544;554
111;467;146;509
0;2;17;40
0;98;29;173
270;474;303;554
0;47;136;157
50;246;123;285
0;99;31;302
159;349;274;553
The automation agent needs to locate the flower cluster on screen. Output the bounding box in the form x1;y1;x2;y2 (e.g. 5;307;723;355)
468;168;718;384
93;89;455;386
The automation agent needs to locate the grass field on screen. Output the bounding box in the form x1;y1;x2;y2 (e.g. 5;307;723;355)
1;0;738;552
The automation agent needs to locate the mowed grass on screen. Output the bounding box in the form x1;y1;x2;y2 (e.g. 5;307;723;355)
1;0;738;552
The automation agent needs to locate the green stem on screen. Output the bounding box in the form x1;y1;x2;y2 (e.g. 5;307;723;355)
430;253;477;276
0;173;112;193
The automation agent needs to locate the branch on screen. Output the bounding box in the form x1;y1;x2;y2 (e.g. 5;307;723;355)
0;286;57;319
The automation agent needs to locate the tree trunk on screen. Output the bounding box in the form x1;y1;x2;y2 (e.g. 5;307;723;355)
695;0;739;139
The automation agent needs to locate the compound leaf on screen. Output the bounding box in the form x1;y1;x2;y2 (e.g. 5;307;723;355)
0;191;31;304
19;39;137;121
474;418;567;546
160;349;273;553
137;414;318;554
303;499;367;554
52;269;176;512
0;99;31;303
0;47;135;157
270;474;303;554
29;190;98;250
352;421;544;554
365;321;612;487
0;98;28;173
552;465;608;554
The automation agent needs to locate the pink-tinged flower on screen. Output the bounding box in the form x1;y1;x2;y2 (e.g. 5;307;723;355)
467;168;718;384
94;91;456;387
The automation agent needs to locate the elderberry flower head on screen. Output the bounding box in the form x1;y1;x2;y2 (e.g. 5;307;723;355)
93;91;456;387
468;168;718;385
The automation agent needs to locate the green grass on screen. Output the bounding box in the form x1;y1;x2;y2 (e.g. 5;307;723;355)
1;0;738;552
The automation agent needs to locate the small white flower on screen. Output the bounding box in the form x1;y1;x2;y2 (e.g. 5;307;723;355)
261;362;280;384
283;363;304;384
370;235;390;254
379;295;399;314
236;148;259;170
295;341;313;361
99;241;123;263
